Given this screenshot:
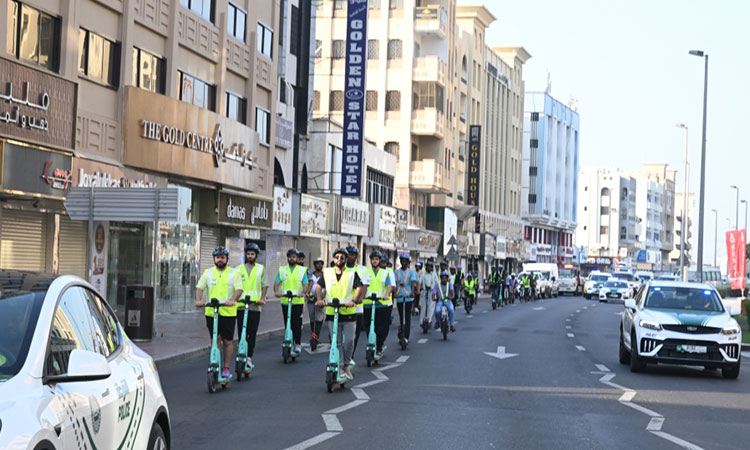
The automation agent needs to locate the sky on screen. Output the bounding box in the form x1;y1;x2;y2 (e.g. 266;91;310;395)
483;0;749;269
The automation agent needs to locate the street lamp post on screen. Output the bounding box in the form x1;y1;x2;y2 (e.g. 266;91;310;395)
676;123;689;281
711;208;718;268
690;50;708;282
731;185;739;230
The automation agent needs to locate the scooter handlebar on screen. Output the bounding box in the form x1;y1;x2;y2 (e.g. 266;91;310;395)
207;298;221;307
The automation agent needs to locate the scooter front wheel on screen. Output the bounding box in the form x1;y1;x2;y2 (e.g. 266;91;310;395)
326;371;335;393
207;371;218;393
282;346;290;364
400;339;408;350
441;322;449;341
366;350;374;367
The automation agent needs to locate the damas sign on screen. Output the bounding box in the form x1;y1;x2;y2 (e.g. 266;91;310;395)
218;193;272;229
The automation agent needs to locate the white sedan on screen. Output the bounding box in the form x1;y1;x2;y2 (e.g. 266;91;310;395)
599;279;630;302
619;281;742;379
0;272;170;450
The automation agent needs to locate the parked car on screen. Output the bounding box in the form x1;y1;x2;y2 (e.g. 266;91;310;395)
0;271;171;450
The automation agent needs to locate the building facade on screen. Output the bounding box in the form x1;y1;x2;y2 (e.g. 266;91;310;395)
522;91;579;265
671;191;695;269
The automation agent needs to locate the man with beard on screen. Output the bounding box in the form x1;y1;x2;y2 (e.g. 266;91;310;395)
315;248;366;380
195;246;243;380
274;248;310;354
362;251;395;360
235;243;268;370
394;254;419;345
308;257;326;347
346;245;370;358
418;259;438;332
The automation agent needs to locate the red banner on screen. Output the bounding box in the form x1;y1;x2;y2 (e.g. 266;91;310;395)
725;230;746;290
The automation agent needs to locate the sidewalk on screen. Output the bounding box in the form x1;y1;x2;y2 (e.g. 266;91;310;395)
137;299;311;368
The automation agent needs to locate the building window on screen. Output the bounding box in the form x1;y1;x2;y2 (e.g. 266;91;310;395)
314;40;322;59
385;91;400;111
227;3;246;41
78;29;120;87
255;107;270;146
369;0;381;8
226;92;247;124
132;47;166;94
600;226;609;235
387;39;402;60
366;90;377;111
600;206;609;215
312;90;320;110
332;40;345;59
329;90;344;111
334;0;346;9
389;0;403;9
367;169;394;205
180;0;213;23
178;71;216;110
413;82;444;112
367;39;379;60
384;142;399;156
290;5;300;56
257;22;273;59
8;1;61;72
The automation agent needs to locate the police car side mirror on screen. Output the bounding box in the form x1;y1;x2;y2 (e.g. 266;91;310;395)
45;349;111;384
624;299;636;311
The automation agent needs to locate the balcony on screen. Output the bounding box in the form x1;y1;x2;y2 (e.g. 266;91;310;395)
413;56;447;86
414;5;448;39
410;159;450;194
411;108;445;138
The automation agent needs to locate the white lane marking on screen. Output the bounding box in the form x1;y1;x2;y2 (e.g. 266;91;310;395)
302;343;331;355
533;307;545;310
467;314;474;318
566;325;572;329
619;391;636;402
483;310;488;313
576;309;581;313
484;346;519;360
650;431;705;450
353;379;385;389
284;432;340;450
418;338;428;344
592;304;597;307
351;388;369;400
647;417;665;431
322;414;343;432
566;319;571;322
396;355;410;363
576;345;586;351
567;333;575;338
582;306;588;310
621;401;662;418
325;400;368;415
373;371;388;380
595;364;610;372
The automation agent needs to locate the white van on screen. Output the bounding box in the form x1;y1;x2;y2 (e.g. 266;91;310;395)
523;263;559;297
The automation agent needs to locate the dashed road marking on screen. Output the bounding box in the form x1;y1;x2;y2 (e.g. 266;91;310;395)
351;388;369;400
566;325;572;329
619;391;636;402
467;314;474;318
325;400;368;414
566;318;571;322
285;432;340;450
647;417;665;431
595;364;610;372
567;333;575;338
396;355;410;363
576;345;586;352
418;338;428;344
576;309;581;313
322;414;342;432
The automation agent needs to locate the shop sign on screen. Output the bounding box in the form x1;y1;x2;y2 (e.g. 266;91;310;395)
273;186;292;232
73;159;167;189
414;6;439;19
275;117;293;149
466;232;481;256
408;229;441;255
1;142;72;198
395;209;408;248
481;234;496;257
366;205;397;249
340;197;369;236
90;222;108;296
0;58;77;149
300;194;329;238
496;236;507;259
466;125;481;206
340;0;368;197
218;192;272;229
586;257;612;265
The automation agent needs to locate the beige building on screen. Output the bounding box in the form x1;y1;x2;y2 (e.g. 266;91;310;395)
671;191;695;269
0;0;277;314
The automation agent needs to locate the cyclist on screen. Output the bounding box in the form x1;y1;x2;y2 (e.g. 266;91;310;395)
346;246;370;356
394;253;419;344
363;251;395;359
195;247;243;380
315;248;367;380
433;270;456;332
419;259;438;330
308;257;326;347
273;249;310;354
235;243;268;369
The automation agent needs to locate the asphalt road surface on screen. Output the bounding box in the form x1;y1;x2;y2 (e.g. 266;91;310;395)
159;295;750;449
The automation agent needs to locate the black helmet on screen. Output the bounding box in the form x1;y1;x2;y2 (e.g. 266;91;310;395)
369;250;383;260
244;243;260;254
287;248;299;257
332;248;349;258
425;259;434;267
346;245;359;255
297;251;306;259
212;246;229;257
440;260;448;266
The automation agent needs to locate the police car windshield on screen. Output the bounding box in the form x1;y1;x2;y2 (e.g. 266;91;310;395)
613;273;635;281
644;287;724;312
604;281;627;289
0;271;53;379
590;275;609;282
559;269;575;278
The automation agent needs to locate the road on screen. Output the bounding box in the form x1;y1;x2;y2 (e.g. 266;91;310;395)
159;295;750;449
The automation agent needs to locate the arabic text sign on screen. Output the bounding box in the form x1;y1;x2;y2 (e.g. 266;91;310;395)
340;0;368;197
273;186;292;232
300;194;329;239
340;197;369;236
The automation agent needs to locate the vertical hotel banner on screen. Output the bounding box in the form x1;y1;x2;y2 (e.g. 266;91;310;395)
726;229;746;290
340;0;368;197
467;125;481;206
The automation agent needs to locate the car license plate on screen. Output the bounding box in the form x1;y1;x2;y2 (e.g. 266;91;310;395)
676;344;707;354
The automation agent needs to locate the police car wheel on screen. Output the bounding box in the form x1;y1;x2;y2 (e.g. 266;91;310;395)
147;422;168;450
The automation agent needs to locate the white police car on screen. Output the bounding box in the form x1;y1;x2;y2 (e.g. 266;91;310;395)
619;281;742;379
0;271;170;450
598;279;630;302
584;272;610;299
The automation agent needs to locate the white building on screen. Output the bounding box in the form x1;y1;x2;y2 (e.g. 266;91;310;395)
671;192;695;268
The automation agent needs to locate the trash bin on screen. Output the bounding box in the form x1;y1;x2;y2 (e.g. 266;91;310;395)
124;285;154;342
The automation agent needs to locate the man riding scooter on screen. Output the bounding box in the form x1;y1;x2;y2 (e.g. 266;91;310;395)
433;271;456;332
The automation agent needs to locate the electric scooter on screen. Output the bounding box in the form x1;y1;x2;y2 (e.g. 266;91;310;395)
326;298;348;393
235;295;254;380
365;294;382;367
464;287;473;314
439;300;450;341
207;298;231;393
281;291;299;363
397;298;409;350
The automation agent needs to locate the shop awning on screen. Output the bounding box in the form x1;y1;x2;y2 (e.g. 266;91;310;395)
64;187;179;222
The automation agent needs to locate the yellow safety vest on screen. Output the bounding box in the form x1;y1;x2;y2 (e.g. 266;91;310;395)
324;268;357;316
463;279;476;295
279;265;306;305
436;283;451;302
364;268;391;306
238;263;263;304
204;267;237;317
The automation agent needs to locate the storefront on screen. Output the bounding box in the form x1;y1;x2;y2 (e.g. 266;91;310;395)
365;204;398;263
322;195;370;264
0;57;77;273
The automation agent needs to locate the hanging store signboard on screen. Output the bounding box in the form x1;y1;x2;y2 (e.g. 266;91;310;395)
366;205;397;249
217;192;272;229
340;0;368;197
273;186;293;232
340;196;369;236
300;194;329;239
395;209;408;249
1;141;72;199
466;125;481;206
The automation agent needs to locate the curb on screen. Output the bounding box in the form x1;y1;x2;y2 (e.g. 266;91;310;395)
743;343;750;351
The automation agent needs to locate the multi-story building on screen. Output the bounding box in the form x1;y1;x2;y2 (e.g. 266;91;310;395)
671;192;695;269
0;0;280;315
522;92;580;265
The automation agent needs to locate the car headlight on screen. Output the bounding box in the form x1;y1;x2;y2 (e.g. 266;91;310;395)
721;326;741;336
639;320;662;331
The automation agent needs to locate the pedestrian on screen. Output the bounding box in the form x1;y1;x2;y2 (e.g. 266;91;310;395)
195;246;243;380
346;246;370;357
394;254;419;345
308;257;326;347
273;249;310;354
235;243;268;369
419;259;438;331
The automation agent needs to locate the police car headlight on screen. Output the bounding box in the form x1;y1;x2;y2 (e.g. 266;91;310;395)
639;320;662;331
721;326;741;336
